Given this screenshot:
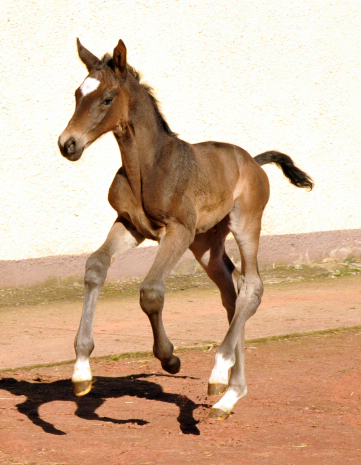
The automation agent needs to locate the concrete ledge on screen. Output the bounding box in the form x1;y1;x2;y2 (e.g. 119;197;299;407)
0;229;360;287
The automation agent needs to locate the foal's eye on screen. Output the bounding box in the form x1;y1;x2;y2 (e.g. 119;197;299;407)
102;98;113;106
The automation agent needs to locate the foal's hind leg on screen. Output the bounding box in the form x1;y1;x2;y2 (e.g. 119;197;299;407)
208;205;264;419
189;220;238;325
72;219;144;396
190;223;246;409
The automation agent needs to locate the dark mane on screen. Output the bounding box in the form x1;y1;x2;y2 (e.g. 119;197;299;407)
101;54;177;137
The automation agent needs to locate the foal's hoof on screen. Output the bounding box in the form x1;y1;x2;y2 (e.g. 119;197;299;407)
72;379;92;397
208;383;228;396
161;355;181;374
209;408;230;420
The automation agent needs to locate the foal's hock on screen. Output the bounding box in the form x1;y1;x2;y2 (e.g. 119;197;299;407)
58;39;313;420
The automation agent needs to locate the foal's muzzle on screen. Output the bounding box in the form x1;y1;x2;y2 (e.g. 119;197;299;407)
58;136;84;161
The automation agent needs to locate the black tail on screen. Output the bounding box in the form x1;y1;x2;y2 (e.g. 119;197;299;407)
254;151;314;190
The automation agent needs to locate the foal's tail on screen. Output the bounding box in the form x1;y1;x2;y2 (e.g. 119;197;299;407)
254;151;314;190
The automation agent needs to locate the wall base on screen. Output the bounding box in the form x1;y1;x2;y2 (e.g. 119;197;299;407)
0;229;360;288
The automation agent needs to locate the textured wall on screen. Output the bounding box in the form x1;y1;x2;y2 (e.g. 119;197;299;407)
0;0;360;261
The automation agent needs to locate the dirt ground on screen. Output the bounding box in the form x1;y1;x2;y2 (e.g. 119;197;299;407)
0;268;360;464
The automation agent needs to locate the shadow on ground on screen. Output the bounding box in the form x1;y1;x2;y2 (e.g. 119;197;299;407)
0;374;208;436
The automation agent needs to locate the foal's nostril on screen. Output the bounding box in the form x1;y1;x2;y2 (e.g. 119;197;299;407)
65;138;76;155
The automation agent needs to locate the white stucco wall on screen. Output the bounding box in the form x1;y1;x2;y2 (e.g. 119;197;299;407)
0;0;360;261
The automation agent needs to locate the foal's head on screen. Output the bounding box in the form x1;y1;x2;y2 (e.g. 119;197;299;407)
58;39;129;161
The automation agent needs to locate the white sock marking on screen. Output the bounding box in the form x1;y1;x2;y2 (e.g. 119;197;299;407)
212;386;247;413
80;77;100;96
209;354;233;385
72;359;92;382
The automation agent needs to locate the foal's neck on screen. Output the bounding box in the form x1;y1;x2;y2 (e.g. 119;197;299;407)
113;76;173;193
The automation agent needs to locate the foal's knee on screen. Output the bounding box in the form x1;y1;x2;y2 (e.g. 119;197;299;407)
140;279;165;315
84;252;111;289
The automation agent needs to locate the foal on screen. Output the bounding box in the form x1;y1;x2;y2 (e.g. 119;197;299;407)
58;39;313;420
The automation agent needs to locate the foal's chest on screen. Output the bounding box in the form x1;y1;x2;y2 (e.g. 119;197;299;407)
108;170;165;241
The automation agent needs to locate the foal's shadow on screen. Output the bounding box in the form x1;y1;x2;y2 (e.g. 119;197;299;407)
0;374;209;436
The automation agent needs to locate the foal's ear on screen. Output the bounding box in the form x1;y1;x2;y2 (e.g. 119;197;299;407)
113;39;127;79
77;38;101;72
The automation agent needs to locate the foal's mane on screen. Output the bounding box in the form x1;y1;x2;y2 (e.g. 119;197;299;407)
101;54;177;137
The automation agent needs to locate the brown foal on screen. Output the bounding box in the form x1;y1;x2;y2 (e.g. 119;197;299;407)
58;39;313;420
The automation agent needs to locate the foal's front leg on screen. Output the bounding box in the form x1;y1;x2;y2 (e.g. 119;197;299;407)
140;224;193;374
72;219;144;396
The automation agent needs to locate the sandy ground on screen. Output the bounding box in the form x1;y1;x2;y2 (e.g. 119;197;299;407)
0;274;360;464
0;275;360;370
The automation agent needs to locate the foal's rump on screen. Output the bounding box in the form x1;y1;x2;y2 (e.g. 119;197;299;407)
190;141;269;232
